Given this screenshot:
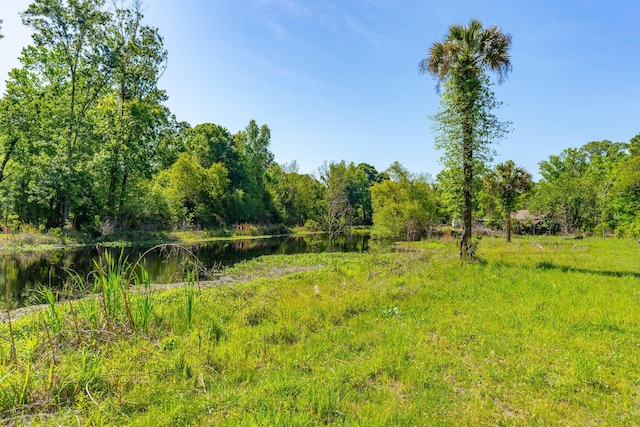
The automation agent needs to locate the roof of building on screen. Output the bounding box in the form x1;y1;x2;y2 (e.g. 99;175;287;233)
512;209;542;224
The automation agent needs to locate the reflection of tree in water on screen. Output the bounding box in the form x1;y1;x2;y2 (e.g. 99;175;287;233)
3;250;95;306
306;236;324;254
3;234;370;308
230;239;265;251
326;234;368;253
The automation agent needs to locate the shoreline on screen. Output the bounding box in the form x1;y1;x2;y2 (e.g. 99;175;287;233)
1;264;322;323
0;230;327;255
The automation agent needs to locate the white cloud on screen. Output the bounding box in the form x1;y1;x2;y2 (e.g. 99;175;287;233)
344;15;388;47
253;0;388;49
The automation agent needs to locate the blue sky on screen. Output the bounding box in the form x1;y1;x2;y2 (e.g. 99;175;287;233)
1;0;639;180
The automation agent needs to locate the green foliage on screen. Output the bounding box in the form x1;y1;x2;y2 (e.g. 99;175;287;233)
371;162;439;240
267;162;324;226
319;161;351;236
435;162;490;223
533;148;593;234
186;123;237;170
0;0;175;233
97;4;169;223
151;152;228;229
530;140;630;235
231;120;277;223
22;0;115;228
605;145;640;236
3;2;637;244
430;76;507;171
318;161;382;236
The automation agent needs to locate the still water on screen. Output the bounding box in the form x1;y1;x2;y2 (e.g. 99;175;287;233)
1;234;369;308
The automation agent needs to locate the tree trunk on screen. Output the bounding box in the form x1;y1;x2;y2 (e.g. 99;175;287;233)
458;68;480;260
460;134;473;259
109;79;128;220
107;166;119;218
117;170;128;220
505;209;511;242
0;137;18;184
63;67;78;230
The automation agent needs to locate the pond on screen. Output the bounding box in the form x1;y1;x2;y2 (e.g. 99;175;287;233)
1;234;369;308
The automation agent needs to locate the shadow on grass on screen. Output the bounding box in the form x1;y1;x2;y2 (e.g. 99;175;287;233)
534;261;640;279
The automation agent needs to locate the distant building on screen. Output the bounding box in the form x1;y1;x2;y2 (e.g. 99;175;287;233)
512;210;544;235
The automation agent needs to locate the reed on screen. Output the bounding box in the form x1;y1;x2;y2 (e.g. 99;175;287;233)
182;269;197;330
92;250;127;327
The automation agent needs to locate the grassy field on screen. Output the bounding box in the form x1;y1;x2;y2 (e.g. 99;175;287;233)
1;236;639;426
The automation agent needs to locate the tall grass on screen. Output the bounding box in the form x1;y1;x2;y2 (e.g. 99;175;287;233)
38;287;62;335
92;250;133;328
133;265;153;333
182;269;197;330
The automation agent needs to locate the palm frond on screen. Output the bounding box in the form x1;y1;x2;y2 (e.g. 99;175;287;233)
420;19;512;84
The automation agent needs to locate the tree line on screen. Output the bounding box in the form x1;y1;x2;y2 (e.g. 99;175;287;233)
0;4;638;241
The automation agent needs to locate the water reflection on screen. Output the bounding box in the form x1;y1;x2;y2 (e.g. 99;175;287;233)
1;234;368;308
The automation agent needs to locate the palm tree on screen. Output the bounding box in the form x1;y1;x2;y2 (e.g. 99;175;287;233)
485;160;532;242
420;19;511;259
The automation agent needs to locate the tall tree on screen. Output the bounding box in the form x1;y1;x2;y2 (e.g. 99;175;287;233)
99;1;168;221
318;161;351;238
420;19;511;259
232;120;275;222
352;163;382;225
484;160;532;242
317;161;379;235
1;46;74;228
22;0;113;228
530;148;594;235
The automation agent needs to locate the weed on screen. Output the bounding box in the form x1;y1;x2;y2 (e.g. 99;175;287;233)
382;306;404;319
207;317;227;343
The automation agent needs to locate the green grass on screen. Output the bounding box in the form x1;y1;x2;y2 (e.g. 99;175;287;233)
1;237;640;425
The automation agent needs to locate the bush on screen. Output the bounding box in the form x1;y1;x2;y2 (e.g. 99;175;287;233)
233;223;259;236
371;172;439;241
